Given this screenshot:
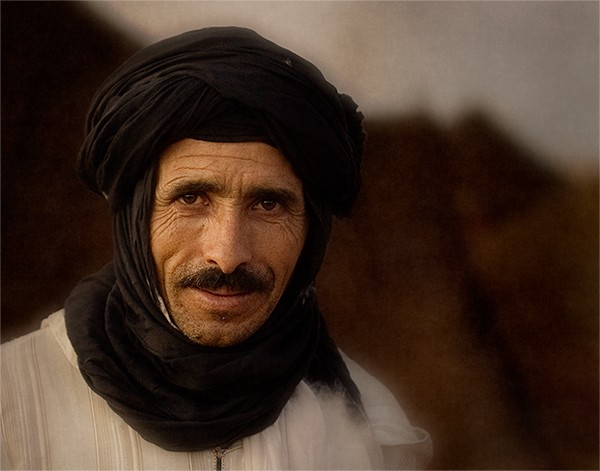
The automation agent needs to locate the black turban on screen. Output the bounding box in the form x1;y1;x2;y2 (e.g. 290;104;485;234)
65;27;365;452
77;26;364;216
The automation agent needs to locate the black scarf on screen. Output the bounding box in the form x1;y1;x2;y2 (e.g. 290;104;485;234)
65;27;364;451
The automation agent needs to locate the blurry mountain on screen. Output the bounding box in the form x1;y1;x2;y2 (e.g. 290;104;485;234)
319;113;598;468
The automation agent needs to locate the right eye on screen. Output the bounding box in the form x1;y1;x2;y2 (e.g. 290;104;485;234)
180;194;199;205
178;193;211;207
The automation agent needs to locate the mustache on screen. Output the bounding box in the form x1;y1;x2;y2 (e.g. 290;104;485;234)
176;265;273;293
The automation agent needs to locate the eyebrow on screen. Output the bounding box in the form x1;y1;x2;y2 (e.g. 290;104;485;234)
164;180;220;200
246;187;303;208
164;179;304;207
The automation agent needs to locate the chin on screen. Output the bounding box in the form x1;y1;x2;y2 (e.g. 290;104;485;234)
175;314;266;347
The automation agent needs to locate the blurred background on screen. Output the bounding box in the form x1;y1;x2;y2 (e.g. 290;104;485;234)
2;1;598;469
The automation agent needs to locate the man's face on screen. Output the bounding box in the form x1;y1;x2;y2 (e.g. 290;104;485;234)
150;139;308;347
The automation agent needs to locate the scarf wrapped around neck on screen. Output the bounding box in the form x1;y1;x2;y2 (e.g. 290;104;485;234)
65;26;365;451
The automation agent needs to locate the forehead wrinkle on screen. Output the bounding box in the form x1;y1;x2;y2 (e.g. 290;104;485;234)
161;153;263;184
167;151;264;166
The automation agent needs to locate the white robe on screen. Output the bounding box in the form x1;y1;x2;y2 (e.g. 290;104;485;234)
1;310;431;470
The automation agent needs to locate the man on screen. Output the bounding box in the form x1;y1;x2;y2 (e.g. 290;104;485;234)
1;27;431;469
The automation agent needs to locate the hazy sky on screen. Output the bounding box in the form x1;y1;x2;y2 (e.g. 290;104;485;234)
86;1;599;169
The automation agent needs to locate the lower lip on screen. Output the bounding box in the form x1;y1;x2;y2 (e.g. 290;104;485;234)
186;288;257;312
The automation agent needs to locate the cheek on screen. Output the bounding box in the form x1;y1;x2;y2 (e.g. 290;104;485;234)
149;208;184;277
257;217;308;278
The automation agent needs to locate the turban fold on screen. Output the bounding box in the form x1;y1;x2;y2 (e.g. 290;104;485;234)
65;27;364;452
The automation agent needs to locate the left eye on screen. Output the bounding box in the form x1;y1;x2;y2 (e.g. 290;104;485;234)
256;200;278;211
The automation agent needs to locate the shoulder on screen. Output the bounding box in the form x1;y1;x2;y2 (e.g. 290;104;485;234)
1;310;85;469
342;352;433;469
1;310;79;414
1;310;75;365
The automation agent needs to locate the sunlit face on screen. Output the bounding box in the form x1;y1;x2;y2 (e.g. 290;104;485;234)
150;139;308;347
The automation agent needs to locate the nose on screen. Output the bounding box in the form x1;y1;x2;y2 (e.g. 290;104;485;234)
202;210;252;274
